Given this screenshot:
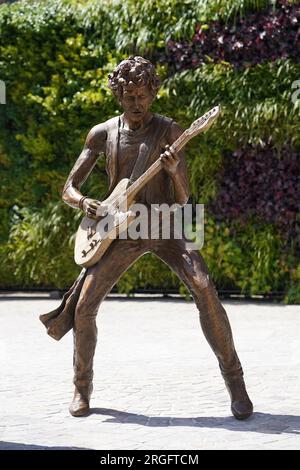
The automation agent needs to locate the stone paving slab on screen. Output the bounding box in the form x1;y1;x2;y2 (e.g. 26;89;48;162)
0;298;299;450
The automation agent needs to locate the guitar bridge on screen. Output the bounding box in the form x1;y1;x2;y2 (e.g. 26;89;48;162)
81;238;100;258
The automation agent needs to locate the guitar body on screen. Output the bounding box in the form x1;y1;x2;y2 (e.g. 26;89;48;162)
74;178;136;267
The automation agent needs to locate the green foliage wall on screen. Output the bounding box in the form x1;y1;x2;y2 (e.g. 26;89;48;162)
0;0;299;301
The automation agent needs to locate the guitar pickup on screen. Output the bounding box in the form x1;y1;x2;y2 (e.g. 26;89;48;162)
87;226;96;240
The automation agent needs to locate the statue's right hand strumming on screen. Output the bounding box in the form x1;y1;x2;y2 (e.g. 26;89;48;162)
81;197;108;219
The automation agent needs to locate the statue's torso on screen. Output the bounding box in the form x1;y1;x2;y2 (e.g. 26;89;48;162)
106;114;175;206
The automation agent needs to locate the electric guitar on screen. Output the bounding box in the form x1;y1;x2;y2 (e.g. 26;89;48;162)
74;105;220;267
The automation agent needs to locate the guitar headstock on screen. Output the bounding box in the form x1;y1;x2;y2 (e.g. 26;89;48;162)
186;105;220;138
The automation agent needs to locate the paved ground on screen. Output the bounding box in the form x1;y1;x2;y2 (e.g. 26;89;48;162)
0;296;299;450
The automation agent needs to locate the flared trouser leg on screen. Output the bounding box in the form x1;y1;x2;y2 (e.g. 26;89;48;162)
152;236;252;418
73;238;149;394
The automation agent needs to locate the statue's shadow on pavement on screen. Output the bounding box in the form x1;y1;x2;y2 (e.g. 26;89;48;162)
90;408;300;435
0;442;90;450
1;411;299;450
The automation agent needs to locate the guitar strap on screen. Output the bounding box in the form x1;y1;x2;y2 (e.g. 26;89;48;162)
105;116;120;193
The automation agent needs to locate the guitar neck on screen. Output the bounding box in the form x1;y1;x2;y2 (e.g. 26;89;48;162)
126;130;191;202
126;107;219;203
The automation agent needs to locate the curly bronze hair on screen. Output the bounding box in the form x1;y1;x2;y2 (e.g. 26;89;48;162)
108;56;160;100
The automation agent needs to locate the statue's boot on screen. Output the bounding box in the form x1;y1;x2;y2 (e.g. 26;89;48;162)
69;382;93;417
224;374;253;420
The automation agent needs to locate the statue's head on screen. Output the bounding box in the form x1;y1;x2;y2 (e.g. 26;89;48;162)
108;56;160;124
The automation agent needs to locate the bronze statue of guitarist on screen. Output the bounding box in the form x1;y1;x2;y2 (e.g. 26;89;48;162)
40;56;253;420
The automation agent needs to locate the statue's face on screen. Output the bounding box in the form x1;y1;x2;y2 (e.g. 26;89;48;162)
119;85;154;123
